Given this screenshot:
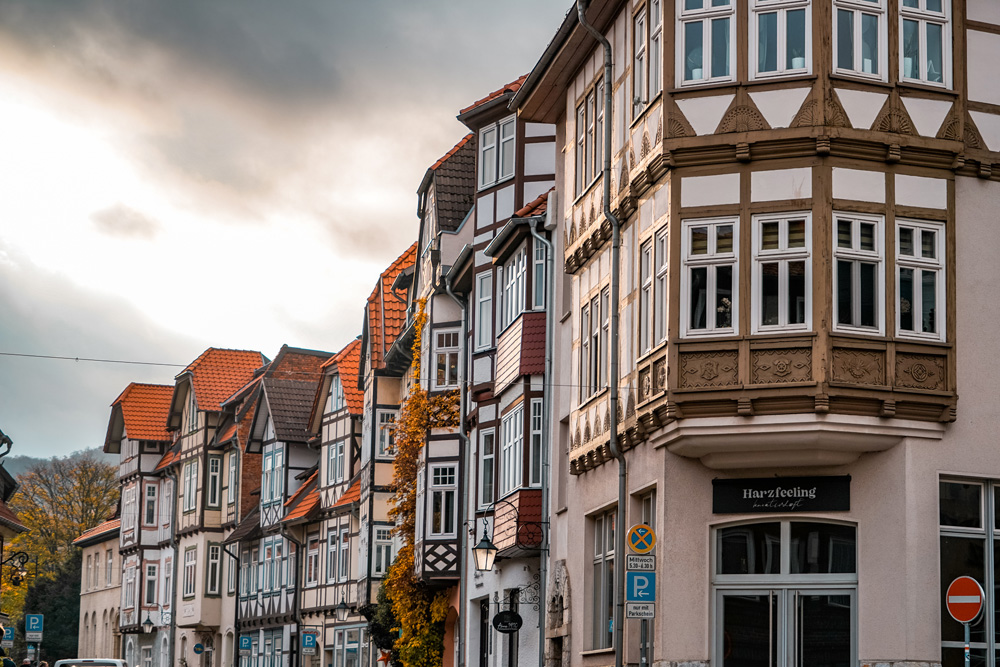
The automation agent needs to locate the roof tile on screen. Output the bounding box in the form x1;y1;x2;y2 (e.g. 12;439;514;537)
180;348;266;413
73;518;120;545
459;75;529;115
111;383;173;441
332;479;361;508
368;244;418;370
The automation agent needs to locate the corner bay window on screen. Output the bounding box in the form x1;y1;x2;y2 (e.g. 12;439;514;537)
834;214;883;335
499;247;527;330
834;0;885;79
500;407;524;497
901;0;948;86
430;465;457;537
897;219;944;340
713;521;857;667
575;79;605;198
752;214;811;333
479;428;496;509
580;289;609;403
678;0;735;85
751;0;810;79
681;218;738;337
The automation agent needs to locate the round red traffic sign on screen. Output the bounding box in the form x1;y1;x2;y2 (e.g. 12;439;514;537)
946;576;985;624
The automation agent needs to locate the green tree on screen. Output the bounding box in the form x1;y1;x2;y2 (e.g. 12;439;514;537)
14;550;81;662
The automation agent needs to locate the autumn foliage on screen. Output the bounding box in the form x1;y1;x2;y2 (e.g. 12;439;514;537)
383;299;459;667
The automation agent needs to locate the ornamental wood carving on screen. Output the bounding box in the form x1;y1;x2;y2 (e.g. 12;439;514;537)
791;99;819;128
895;354;947;391
626;386;636;418
640;130;651;160
873;93;916;136
751;348;812;384
826;94;851;128
667;113;694;138
718;105;769;134
583;415;592;443
679;351;739;388
638;367;652;402
653;358;667;393
832;348;885;385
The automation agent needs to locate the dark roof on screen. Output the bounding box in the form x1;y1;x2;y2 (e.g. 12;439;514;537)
225;505;261;544
263;378;322;443
424;134;476;233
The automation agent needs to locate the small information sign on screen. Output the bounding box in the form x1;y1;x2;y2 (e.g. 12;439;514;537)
25;614;42;642
625;602;655;619
302;630;319;656
1;626;13;649
627;554;655;571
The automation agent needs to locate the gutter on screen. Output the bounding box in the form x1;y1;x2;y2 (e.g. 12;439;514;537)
443;263;470;667
528;204;556;667
576;4;626;667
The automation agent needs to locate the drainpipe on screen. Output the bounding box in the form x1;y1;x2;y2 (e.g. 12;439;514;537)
528;214;555;667
575;4;626;667
280;526;304;667
443;271;469;667
167;467;179;667
221;544;241;666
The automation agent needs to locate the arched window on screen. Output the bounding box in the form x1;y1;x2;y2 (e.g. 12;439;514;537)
712;520;857;667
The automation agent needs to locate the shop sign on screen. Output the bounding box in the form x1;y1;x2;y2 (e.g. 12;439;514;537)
625;602;655;619
712;475;850;514
492;610;523;634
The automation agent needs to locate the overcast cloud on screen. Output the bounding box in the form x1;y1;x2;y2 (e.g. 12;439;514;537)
0;0;570;457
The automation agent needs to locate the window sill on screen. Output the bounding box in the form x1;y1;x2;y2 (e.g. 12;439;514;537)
829;73;891;89
629;93;663;131
747;73;817;87
580;648;615;657
897;79;956;96
572;175;604;209
577;387;610;413
670;81;738;97
478;174;515;195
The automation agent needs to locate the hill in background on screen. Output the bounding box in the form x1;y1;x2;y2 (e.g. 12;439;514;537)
0;446;117;479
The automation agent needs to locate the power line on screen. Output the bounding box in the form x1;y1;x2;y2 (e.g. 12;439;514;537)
0;352;186;368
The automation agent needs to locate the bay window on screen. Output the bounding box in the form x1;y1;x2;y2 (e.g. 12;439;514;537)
654;229;668;344
207;455;221;508
900;0;949;86
479;115;515;190
500;407;524;497
634;1;663;110
896;219;945;341
227;452;238;507
576;79;605;198
475;272;493;350
678;0;735;85
433;330;460;390
183;548;197;598
576;102;587;197
639;240;653;355
377;410;397;457
206;544;221;595
144;484;157;526
751;0;810;79
500;247;527;330
529;399;543;487
833;214;883;335
327;531;338;582
834;0;885;80
374;527;394;577
681;218;739;337
430;465;458;537
479;428;496;509
752;213;812;333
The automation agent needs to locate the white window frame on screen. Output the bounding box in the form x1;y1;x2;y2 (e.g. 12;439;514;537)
373;527;394;577
654;229;668;344
338;527;350;582
529;399;543;488
751;213;813;334
163;559;171;605
680;217;740;338
106;550;113;586
377;410;398;458
327;530;338;583
227;553;236;595
183;461;198;512
475;272;494;350
306;535;320;587
593;79;605;183
500;407;524;497
677;0;736;86
750;0;812;80
329;439;346;483
479;115;515;190
327;375;345;413
589;292;603;395
591;509;616;650
142;647;152;667
206;544;221;595
227;451;238;507
144;563;157;605
432;329;460;390
478;428;496;510
639;240;653;355
533;243;546;310
633;8;648;114
183;548;197;598
580;302;590;405
899;0;950;88
576;102;587;198
429;465;458;538
207;455;221;508
144;483;157;527
187;388;198;433
500;246;527;330
833;0;887;81
895;218;945;341
832;213;885;335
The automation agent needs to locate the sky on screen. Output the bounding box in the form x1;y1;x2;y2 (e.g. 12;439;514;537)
0;0;571;458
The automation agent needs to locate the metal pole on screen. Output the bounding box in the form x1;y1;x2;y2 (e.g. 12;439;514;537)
639;620;647;667
964;621;970;667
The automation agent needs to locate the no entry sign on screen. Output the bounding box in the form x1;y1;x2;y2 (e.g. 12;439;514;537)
946;576;985;624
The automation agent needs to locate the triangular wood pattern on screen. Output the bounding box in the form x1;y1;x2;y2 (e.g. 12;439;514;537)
825;90;852;128
937;105;962;141
716;89;771;134
962;111;987;149
872;91;917;135
790;88;820;127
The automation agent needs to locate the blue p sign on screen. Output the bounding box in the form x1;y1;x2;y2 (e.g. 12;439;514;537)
239;636;252;650
625;572;656;602
3;627;13;641
302;633;318;649
25;615;43;633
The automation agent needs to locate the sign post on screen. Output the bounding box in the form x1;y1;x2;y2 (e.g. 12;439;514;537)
627;524;657;667
301;629;320;656
946;576;985;667
239;636;252;658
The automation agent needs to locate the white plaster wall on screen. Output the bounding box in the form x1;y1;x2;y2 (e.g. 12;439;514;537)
524;179;555;206
496;185;515;222
833;168;885;203
751;168;812;202
895;174;948;210
968;31;1000;106
478;192;495;229
968;0;1000;24
525;142;556;177
681;173;740;208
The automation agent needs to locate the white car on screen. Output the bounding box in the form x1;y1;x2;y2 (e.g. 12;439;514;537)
53;660;129;667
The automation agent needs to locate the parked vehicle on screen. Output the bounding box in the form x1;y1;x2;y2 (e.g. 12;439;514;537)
53;660;128;667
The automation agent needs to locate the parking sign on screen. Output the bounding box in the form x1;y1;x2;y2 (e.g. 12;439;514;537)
625;572;656;603
25;614;43;642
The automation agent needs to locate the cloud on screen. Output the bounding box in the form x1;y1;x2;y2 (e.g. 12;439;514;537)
90;203;160;240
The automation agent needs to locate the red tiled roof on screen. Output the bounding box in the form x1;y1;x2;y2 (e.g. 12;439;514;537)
217;423;238;444
154;448;178;472
0;498;26;534
180;348;266;412
460;75;529;115
514;188;553;219
332;339;363;415
367;244;418;370
111;383;173;441
283;472;319;524
430;133;473;172
332;479;361;508
73;518;120;545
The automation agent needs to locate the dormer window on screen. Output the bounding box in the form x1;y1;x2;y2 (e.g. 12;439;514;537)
186;387;198;433
326;376;345;414
479;115;516;190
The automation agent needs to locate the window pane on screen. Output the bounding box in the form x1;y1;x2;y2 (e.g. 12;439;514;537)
711;18;730;78
685;21;703;81
922;270;937;333
836;260;853;326
787;9;807;70
899;227;914;256
926;22;943;83
721;593;779;667
799;595;853;667
758;12;778;73
761;222;779;250
691;226;709;254
927;0;942;11
691;267;708;330
861;13;879;74
711;0;730;5
787;219;806;248
685;0;702;9
940;482;981;528
761;263;779;326
837;220;852;248
788;260;806;325
859;262;876;327
501;142;514;178
860;223;875;251
921;229;937;258
717;523;781;574
902;19;919;79
902;0;918;6
899;267;914;331
716;265;733;328
790;522;857;574
717;225;733;253
939;536;986;644
837;10;854;70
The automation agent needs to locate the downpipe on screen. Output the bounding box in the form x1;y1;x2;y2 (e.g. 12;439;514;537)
575;4;627;667
280;526;304;667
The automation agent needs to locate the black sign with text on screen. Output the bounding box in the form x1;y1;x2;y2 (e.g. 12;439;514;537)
713;475;851;514
492;610;523;634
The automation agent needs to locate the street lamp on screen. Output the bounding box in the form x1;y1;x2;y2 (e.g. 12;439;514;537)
471;498;545;572
335;596;349;622
142;614;154;635
472;527;497;572
1;552;30;586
